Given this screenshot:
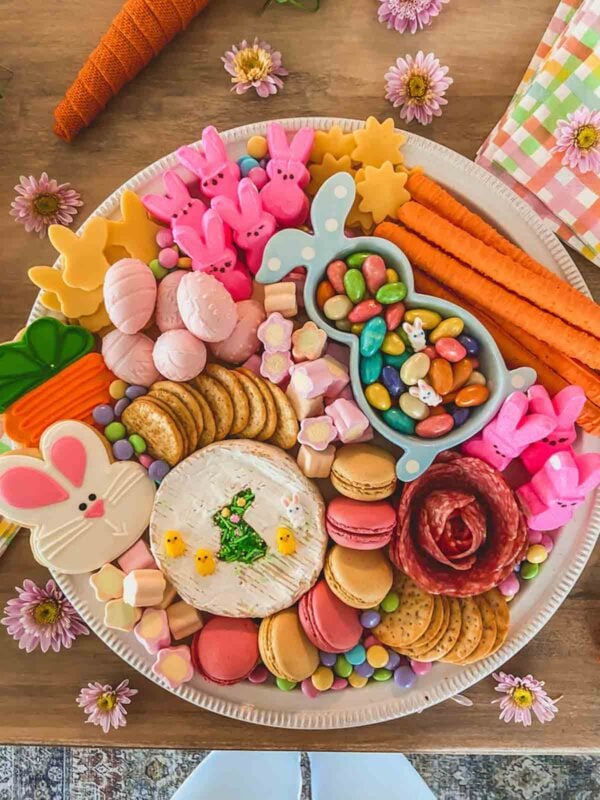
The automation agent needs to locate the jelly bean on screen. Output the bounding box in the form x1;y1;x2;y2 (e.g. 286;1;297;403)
114;397;130;417
334;655;353;678
362;255;387;294
354;661;375;678
429;405;447;416
350;323;364;334
126;385;147;400
348;299;383;324
466;371;487;387
435;337;467;363
320;651;337;667
93;404;115;426
331;677;348;691
348;671;369;689
382;407;416;434
109;379;128;400
324;294;353;321
113;439;134;460
276;677;297;691
520;562;539;580
317;279;336;308
381;332;405;356
458;333;480;355
396;327;412;351
422;345;437;361
394;665;416;689
429;317;464;343
415;414;454;438
400;353;430;386
247;135;268;159
455;384;490;407
403;308;442;330
105;421;126;442
148;459;170;482
336;319;352;332
450;405;470;427
345;644;367;666
527;544;548;564
450;359;474;391
366;645;389;668
360;317;387;357
360;610;381;628
381;365;403;398
359;351;383;385
428;358;453;395
383;352;410;369
384;302;405;331
343;268;366;303
380;591;400;613
373;668;393;682
499;573;520;597
375;282;407;305
311;666;334;691
541;534;554;554
385;268;399;283
409;660;432;676
128;434;146;454
346;251;372;268
326;260;347;294
528;530;543;545
399;392;429;421
385;652;401;671
365;383;391;411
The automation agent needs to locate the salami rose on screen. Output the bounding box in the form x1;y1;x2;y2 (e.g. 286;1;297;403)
391;452;528;597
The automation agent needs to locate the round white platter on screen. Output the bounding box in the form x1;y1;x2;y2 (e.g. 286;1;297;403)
31;117;599;729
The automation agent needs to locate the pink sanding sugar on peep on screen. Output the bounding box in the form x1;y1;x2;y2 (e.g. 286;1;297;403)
257;312;294;353
297;416;337;451
325;398;370;443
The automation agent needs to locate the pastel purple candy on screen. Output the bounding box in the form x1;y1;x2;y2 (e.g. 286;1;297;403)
458;334;479;355
450;405;470;427
93;404;115;426
126;385;148;400
360;610;381;629
114;397;131;417
113;439;134;460
394;665;416;689
319;651;337;667
354;661;375;678
381;365;403;398
149;459;170;482
385;651;402;671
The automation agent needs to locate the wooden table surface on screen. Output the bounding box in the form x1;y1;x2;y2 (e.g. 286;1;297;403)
1;0;599;753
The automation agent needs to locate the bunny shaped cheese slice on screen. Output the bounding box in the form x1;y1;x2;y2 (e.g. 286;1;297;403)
0;421;156;574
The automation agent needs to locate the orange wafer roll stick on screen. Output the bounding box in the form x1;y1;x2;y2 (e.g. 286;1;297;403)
53;0;212;142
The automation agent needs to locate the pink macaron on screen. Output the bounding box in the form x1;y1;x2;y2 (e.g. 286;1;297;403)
191;617;259;685
298;580;362;654
326;497;396;550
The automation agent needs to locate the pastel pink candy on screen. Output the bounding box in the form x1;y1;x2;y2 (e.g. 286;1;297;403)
102;329;161;387
209;299;266;364
156;270;185;332
103;258;157;334
134;607;171;655
177;271;238;343
325;398;369;443
153;329;207;382
289;359;332;399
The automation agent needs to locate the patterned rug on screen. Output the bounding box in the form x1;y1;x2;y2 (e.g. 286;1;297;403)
0;748;598;800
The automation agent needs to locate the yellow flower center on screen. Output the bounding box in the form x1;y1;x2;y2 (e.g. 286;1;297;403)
575;124;598;151
233;46;273;84
97;692;116;712
33;193;60;217
32;599;60;625
407;75;429;101
512;687;534;708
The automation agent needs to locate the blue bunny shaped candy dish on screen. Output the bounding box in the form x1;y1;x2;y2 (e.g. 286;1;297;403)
256;173;536;481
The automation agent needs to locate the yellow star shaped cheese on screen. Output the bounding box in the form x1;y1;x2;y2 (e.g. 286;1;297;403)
307;154;354;196
106;190;162;264
345;168;374;233
351;116;406;169
310;126;356;164
356;162;411;224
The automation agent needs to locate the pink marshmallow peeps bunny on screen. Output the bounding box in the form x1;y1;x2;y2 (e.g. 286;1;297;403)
174;210;252;301
142;171;207;236
462;391;555;471
177;126;241;203
260;123;314;227
517;450;600;530
520;385;586;474
211;178;277;275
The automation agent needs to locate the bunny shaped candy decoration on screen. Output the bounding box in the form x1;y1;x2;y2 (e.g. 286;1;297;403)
255;172;536;481
520;385;586;474
260;123;314;227
402;317;427;352
0;421;156;574
142;171;207;236
462;391;556;472
177;126;241;203
409;379;442;407
174;210;252;301
212;178;277;275
517;450;600;530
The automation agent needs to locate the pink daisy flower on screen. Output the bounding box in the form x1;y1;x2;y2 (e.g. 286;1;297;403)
10;173;83;237
492;671;560;727
76;679;137;734
378;0;449;34
222;38;288;98
384;51;453;125
552;106;600;174
1;578;88;653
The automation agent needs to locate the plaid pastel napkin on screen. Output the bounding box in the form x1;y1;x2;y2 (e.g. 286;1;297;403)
477;0;600;267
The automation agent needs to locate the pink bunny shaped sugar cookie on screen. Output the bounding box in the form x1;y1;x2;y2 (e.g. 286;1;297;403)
461;391;555;471
520;385;586;474
212;178;277;275
0;420;156;574
142;171;207;236
176;126;240;203
174;211;252;301
260;123;314;227
517;450;600;530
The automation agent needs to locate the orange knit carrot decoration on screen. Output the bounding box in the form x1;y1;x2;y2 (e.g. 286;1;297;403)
53;0;212;142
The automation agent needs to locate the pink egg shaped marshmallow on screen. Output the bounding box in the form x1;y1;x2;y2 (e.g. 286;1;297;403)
177;271;238;343
103;258;157;334
102;329;161;386
210;299;266;365
156;270;185;332
153;330;207;382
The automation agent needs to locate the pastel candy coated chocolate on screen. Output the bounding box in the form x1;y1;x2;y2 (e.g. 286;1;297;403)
153;329;207;382
362;255;387;294
429;317;464;343
103;258;157;334
359;317;386;357
134;607;171;654
122;569;166;607
428;358;453;395
152;645;194;689
384;302;404;331
435;337;467;363
400;353;430;386
156;270;185;332
347;299;382;324
360;351;383;385
177;271;238;343
326;260;347;294
102;329;161;387
415;413;454;438
404;308;441;330
455;384;489;407
343;269;366;303
209;299;266;365
399;392;429;420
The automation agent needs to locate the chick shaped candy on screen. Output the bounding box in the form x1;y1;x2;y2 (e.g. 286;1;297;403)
277;526;297;556
195;548;216;577
164;530;187;559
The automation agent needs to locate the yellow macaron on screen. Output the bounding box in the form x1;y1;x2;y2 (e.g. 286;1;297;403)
324;545;394;609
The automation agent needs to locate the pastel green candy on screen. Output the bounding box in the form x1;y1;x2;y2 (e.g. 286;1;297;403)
382;407;415;434
343;269;366;303
104;421;126;442
149;259;168;280
373;668;393;682
383;351;410;369
520;562;539;580
395;327;412;350
380;591;400;613
375;282;407;305
334;655;353;678
359;351;383;385
359;316;387;358
276;677;297;691
346;251;372;268
128;434;146;454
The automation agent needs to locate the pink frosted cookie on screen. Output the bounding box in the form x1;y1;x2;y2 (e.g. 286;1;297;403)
257;312;293;353
325;398;369;443
134;608;171;655
260;351;293;384
177;271;238;342
103;258;157;334
118;539;156;573
292;321;327;362
209;299;266;365
297;416;337;451
102;329;161;387
156;270;185;332
153;330;207;382
152;645;194;689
